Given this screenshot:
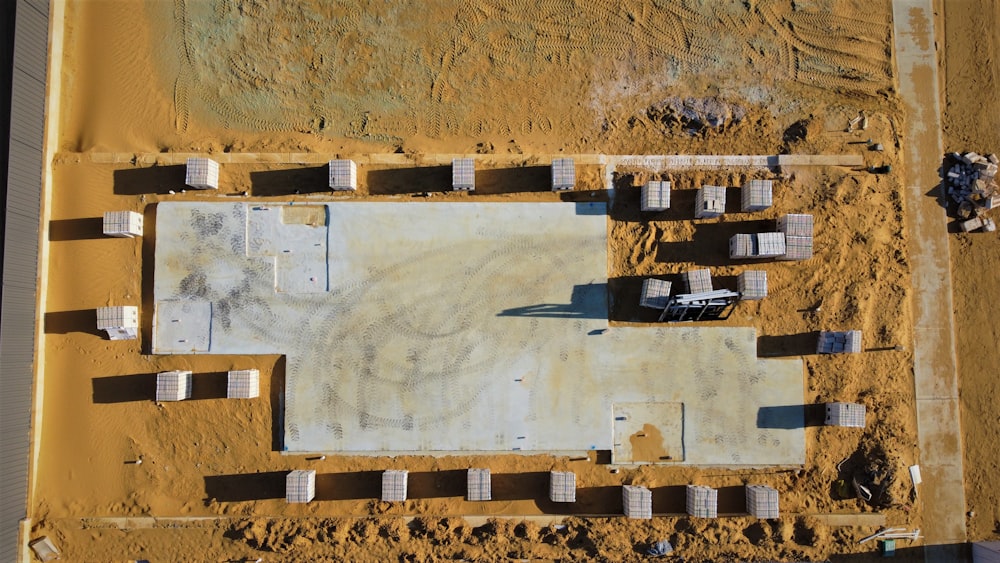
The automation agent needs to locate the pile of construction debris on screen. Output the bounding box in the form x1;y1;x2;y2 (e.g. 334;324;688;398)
944;151;999;232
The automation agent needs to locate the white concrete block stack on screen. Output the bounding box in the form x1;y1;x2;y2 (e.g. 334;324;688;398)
746;485;779;519
639;278;672;309
286;469;316;503
97;305;139;340
695;185;726;218
227;369;260;399
185;157;220;190
685;485;718;518
329;159;358;191
755;232;786;258
729;233;755;259
737;270;767;300
551;158;575;191
156;370;192;402
741;179;773;212
622;485;653;519
382;470;409;502
777;213;813;261
946;152;999;229
467;468;491;501
103;211;144;238
641;181;671;211
825;402;866;428
682;268;712;294
549;471;576;503
452;158;475;191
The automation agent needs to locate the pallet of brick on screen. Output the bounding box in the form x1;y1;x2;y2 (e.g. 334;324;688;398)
97;305;139;340
685;485;718;518
382;470;409;502
227;369;260;399
286;469;316;503
737;270;767;300
467;468;491;501
695;185;726;218
729;234;756;259
817;330;862;354
639;278;672;309
780;235;813;261
745;485;779;519
328;159;358;191
156;370;192;402
741;180;773;212
755;232;786;258
622;485;653;519
641;180;671;211
452;158;475;191
777;213;813;237
185;157;220;190
825;402;866;428
103;211;144;238
549;471;576;503
682;268;712;294
551;158;575;191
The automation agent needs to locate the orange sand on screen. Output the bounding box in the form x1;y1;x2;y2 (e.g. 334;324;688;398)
30;0;993;560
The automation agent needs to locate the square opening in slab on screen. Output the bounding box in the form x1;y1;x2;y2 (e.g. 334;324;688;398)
613;402;684;464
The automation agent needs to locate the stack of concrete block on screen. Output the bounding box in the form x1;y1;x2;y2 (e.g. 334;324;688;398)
641;180;671;211
97;305;139;340
103;211;144;238
685;485;718;518
825;402;866;428
817;330;862;354
945;152;999;220
639;278;672;309
695;185;726;218
549;471;576;503
737;270;767;300
742;180;773;211
777;214;814;261
746;485;780;519
382;470;409;502
329;159;358;191
729;233;756;259
551;158;575;191
622;485;653;519
286;470;316;503
452;158;475;191
185;157;220;190
756;232;786;258
156;370;192;402
682;268;712;294
467;468;491;501
227;369;260;399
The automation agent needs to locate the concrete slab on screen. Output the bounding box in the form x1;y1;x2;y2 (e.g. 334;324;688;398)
153;202;805;465
892;0;968;553
152;300;212;353
613;402;685;463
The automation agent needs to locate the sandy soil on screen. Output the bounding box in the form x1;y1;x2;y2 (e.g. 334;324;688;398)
26;0;946;560
939;0;1000;542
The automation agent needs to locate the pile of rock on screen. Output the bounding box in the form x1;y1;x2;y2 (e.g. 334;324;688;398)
944;151;999;232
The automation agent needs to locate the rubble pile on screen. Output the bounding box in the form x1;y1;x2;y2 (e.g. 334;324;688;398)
945;151;999;232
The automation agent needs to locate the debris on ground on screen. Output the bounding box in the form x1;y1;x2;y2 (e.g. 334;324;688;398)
944;151;1000;231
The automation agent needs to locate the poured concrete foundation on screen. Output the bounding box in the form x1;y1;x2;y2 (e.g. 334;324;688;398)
153;201;804;465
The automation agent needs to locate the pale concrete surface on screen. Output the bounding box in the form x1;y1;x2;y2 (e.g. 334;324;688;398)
154;202;805;465
892;0;968;555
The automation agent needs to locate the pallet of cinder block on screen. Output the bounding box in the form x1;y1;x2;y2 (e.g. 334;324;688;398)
737;270;767;300
639;278;672;309
777;214;813;238
755;232;786;258
551;158;575;191
780;235;813;261
641;181;671;211
741;180;773;211
695;185;726;218
729;234;756;259
682;268;713;294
